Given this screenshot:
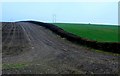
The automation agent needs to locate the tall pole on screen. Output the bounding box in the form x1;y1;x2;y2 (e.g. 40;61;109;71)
53;14;56;23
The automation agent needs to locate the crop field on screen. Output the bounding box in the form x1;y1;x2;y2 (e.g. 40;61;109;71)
53;23;119;42
2;22;119;74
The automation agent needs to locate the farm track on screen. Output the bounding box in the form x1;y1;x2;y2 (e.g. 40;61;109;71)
2;22;119;74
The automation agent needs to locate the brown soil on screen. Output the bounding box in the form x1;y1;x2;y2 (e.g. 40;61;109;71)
2;22;119;74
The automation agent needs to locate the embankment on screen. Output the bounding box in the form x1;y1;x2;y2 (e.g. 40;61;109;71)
24;21;120;54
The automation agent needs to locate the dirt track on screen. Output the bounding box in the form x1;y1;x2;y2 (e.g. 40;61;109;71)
2;22;119;74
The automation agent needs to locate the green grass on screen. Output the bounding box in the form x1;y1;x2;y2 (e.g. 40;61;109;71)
3;63;27;69
52;23;119;42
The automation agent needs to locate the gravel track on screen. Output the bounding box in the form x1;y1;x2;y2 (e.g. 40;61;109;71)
2;22;119;74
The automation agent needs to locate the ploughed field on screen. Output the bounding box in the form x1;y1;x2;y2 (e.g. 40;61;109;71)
2;22;119;74
53;23;119;42
2;22;30;57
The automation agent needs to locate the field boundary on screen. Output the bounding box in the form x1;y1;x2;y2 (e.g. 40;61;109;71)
23;21;120;54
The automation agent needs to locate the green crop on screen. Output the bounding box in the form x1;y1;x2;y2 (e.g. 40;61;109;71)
53;23;119;42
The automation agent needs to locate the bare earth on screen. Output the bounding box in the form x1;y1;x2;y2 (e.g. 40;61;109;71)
2;22;119;74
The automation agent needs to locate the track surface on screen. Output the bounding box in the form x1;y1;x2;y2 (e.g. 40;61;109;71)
2;22;119;74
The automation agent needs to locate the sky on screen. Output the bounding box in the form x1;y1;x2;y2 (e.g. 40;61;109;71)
1;2;119;25
1;0;119;2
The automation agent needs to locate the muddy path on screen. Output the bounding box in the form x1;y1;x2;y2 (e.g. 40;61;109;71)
2;22;119;74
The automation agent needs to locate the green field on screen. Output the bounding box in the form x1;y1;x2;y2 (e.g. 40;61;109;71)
52;23;119;42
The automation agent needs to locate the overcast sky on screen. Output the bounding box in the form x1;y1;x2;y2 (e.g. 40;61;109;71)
1;2;118;25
